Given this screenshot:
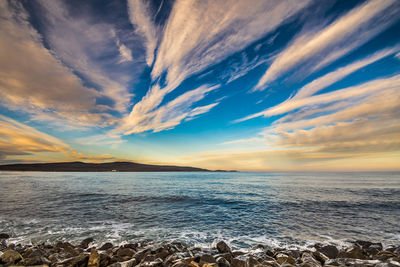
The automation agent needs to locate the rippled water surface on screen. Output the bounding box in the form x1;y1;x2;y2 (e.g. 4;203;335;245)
0;171;399;249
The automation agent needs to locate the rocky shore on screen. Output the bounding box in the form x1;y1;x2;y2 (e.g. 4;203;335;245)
0;234;399;267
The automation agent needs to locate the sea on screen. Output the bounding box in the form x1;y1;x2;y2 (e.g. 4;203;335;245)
0;171;399;250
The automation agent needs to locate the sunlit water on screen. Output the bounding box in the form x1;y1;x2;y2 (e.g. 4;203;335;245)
0;171;399;250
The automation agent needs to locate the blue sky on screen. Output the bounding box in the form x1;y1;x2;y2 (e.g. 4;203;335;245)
0;0;399;171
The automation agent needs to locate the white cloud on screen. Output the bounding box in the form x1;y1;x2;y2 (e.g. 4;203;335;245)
0;1;111;127
254;0;400;91
118;42;133;63
37;0;133;113
128;0;158;66
121;0;310;134
119;85;219;134
0;115;115;162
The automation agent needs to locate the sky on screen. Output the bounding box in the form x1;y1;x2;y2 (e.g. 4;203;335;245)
0;0;400;171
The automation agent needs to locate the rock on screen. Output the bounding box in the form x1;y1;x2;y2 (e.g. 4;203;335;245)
220;252;233;263
216;256;230;267
339;245;366;259
232;251;245;257
216;241;231;254
117;247;136;258
88;249;100;267
246;256;259;267
189;260;200;267
326;258;380;266
230;258;246;267
199;254;216;266
275;253;295;265
374;250;398;261
203;264;218;267
0;233;10;239
301;252;321;267
99;252;111;267
260;260;279;267
108;258;136;267
0;249;23;264
21;255;50;266
312;251;329;265
376;262;400;267
80;237;94;249
155;248;170;260
99;242;114;250
314;244;339;259
134;249;151;263
58;253;89;267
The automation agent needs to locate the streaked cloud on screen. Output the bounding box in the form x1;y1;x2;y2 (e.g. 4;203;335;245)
128;0;158;66
0;115;115;162
0;1;108;127
37;0;134;113
119;85;219;134
254;0;400;91
239;48;400;121
122;0;310;134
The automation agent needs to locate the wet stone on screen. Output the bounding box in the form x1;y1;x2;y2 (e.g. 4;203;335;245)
216;241;231;254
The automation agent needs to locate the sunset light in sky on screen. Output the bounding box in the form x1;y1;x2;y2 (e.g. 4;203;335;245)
0;0;399;171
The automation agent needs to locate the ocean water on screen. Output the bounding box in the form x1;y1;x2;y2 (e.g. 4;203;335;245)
0;171;399;250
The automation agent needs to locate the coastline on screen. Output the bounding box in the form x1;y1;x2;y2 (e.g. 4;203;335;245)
1;235;399;267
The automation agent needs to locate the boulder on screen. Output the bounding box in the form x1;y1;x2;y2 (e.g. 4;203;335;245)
80;237;94;249
325;258;380;266
230;258;246;267
0;249;23;264
108;258;136;267
99;242;114;251
339;245;366;259
301;252;321;267
314;244;339;259
199;254;216;267
0;233;10;239
99;252;111;267
216;241;231;254
88;249;100;267
117;247;135;258
189;260;200;267
58;253;89;267
246;256;259;267
275;253;295;265
260;260;279;267
216;256;230;267
312;251;329;265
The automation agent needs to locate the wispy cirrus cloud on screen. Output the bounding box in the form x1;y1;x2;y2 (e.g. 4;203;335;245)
37;0;134;113
254;0;400;91
128;0;159;66
121;0;310;134
0;1;112;128
0;115;115;162
239;47;400;121
223;73;400;170
118;84;219;134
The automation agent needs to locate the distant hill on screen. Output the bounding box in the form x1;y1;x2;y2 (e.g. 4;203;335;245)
0;161;235;172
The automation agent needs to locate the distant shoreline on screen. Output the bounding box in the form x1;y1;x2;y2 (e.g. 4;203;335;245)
0;161;237;172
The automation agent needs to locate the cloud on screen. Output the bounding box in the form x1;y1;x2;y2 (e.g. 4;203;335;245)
121;0;310;134
117;41;133;63
119;85;219;134
254;0;400;91
36;0;133;113
0;1;112;127
223;73;400;170
128;0;158;66
0;115;115;163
